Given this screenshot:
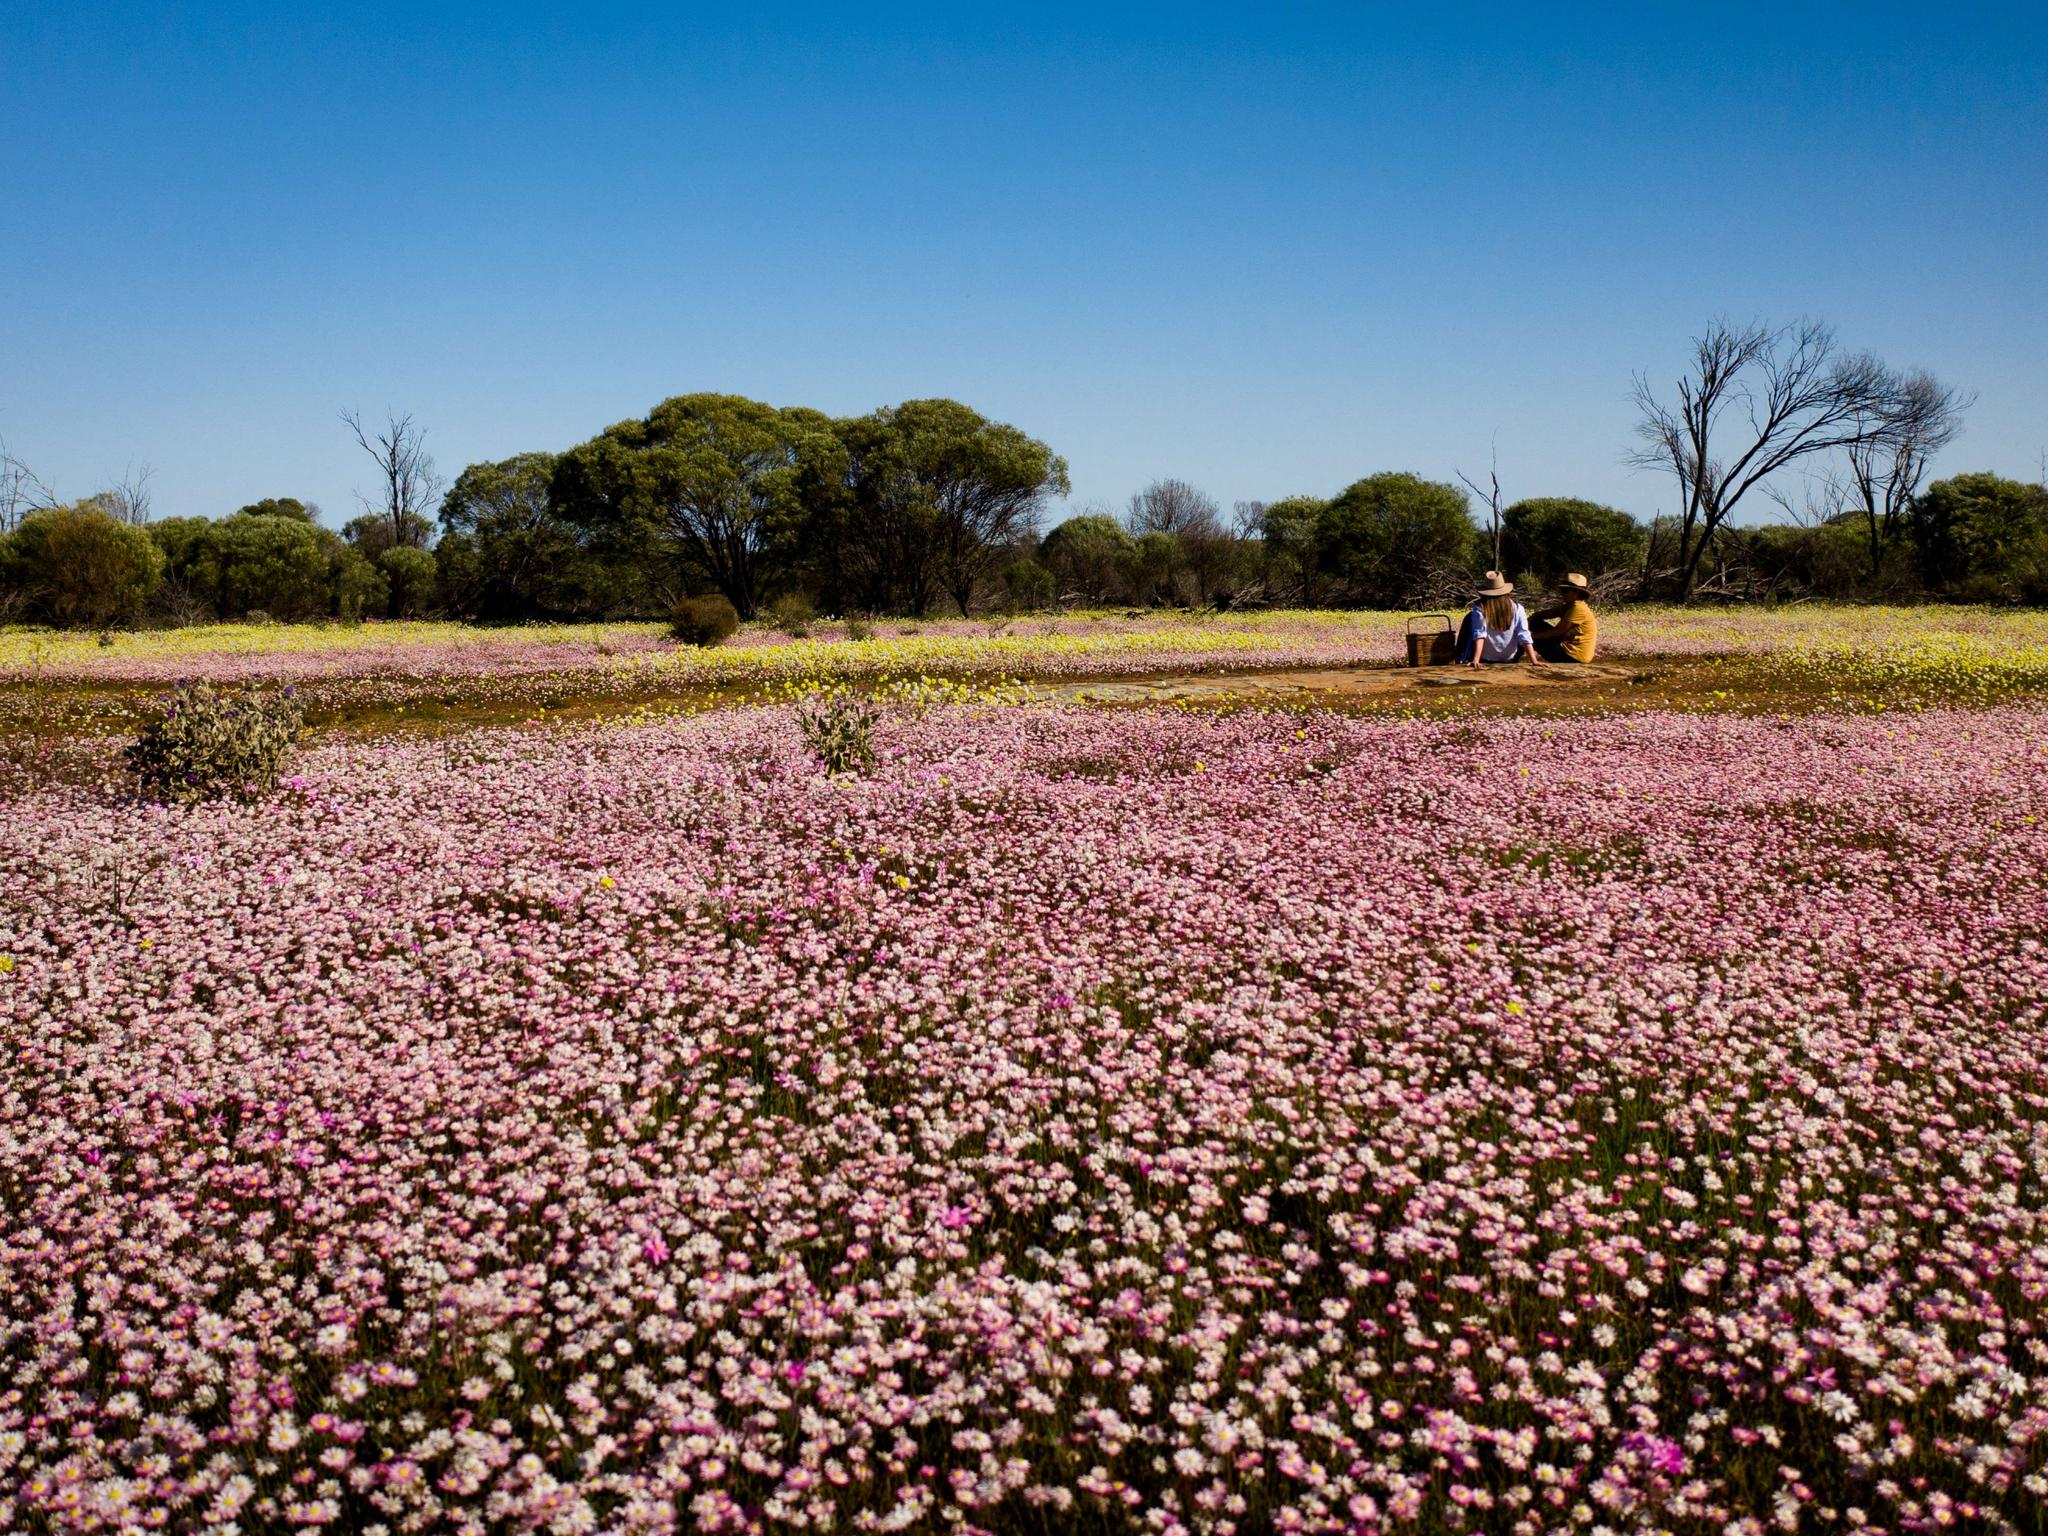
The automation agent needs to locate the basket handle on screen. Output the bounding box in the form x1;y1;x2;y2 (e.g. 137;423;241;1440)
1406;612;1453;635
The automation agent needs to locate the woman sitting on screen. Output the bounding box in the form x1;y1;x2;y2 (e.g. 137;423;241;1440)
1455;572;1545;668
1529;572;1598;663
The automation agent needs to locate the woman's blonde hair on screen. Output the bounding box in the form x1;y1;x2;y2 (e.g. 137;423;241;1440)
1481;595;1516;632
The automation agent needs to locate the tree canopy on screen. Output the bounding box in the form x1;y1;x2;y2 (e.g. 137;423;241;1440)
553;394;837;619
438;452;617;619
1500;498;1646;582
1;503;163;628
1910;472;2048;603
1314;474;1476;606
1039;514;1137;605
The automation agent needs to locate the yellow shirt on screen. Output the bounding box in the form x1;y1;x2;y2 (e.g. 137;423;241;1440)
1537;599;1597;662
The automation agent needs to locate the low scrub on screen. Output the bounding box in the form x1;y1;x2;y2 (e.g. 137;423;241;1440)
668;594;740;646
796;692;881;774
769;592;816;637
125;681;304;803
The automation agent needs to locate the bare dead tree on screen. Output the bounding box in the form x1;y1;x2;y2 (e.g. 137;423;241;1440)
342;409;442;549
1840;370;1969;577
1128;478;1222;539
1454;439;1505;572
1762;469;1841;530
1128;478;1233;604
97;462;154;524
0;441;58;533
1629;319;1890;599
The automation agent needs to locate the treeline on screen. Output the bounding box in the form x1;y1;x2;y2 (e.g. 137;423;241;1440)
4;373;2047;633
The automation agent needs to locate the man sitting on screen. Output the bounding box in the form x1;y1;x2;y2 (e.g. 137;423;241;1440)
1529;573;1598;664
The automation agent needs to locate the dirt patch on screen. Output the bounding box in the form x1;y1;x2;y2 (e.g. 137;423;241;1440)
1036;662;1644;706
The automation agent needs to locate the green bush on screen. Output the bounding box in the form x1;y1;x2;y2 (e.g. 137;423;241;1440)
378;545;439;618
433;530;483;616
444;452;633;619
769;591;817;637
125;681;304;804
1001;558;1055;611
670;593;740;646
208;513;333;620
1131;530;1190;605
329;548;388;623
1258;495;1330;604
1911;473;2048;602
2;503;164;628
1039;514;1137;604
1315;473;1477;606
797;692;881;775
234;497;316;523
1500;497;1647;581
1730;522;1885;600
844;614;876;641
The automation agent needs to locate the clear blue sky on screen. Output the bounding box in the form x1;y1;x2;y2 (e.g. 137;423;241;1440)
4;3;2044;529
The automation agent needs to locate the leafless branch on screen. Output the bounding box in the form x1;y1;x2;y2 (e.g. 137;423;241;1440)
343;408;442;549
1128;479;1222;539
1454;437;1505;571
1629;318;1894;598
1838;369;1970;576
102;462;154;524
0;441;59;534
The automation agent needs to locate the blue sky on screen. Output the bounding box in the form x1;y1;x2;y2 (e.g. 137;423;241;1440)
3;3;2044;529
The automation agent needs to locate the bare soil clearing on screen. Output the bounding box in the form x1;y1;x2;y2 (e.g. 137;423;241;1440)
1037;661;1644;705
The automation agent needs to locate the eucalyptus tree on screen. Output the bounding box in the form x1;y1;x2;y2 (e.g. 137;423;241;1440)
552;394;838;619
826;400;1068;615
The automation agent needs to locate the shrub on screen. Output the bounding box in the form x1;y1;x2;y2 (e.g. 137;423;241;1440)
1001;558;1055;611
1731;522;1880;600
330;548;388;623
796;692;881;775
844;614;875;641
1;503;164;628
1500;498;1647;581
1911;472;2048;602
203;513;333;620
1132;530;1188;605
378;545;439;618
1315;473;1478;607
234;497;317;523
1039;514;1136;604
769;592;816;637
670;593;740;646
125;681;304;804
1258;495;1331;604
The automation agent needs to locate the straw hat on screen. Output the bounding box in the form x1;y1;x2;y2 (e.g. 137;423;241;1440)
1475;570;1514;597
1556;572;1591;595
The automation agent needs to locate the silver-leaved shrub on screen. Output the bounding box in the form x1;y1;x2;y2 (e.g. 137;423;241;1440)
125;681;305;804
796;692;881;775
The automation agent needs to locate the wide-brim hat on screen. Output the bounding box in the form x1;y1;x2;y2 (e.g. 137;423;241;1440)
1475;571;1514;597
1556;572;1591;594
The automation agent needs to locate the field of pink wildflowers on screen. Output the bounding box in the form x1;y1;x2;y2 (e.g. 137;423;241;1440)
5;690;2048;1533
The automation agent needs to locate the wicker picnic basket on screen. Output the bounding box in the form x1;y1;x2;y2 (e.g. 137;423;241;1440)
1405;613;1456;667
